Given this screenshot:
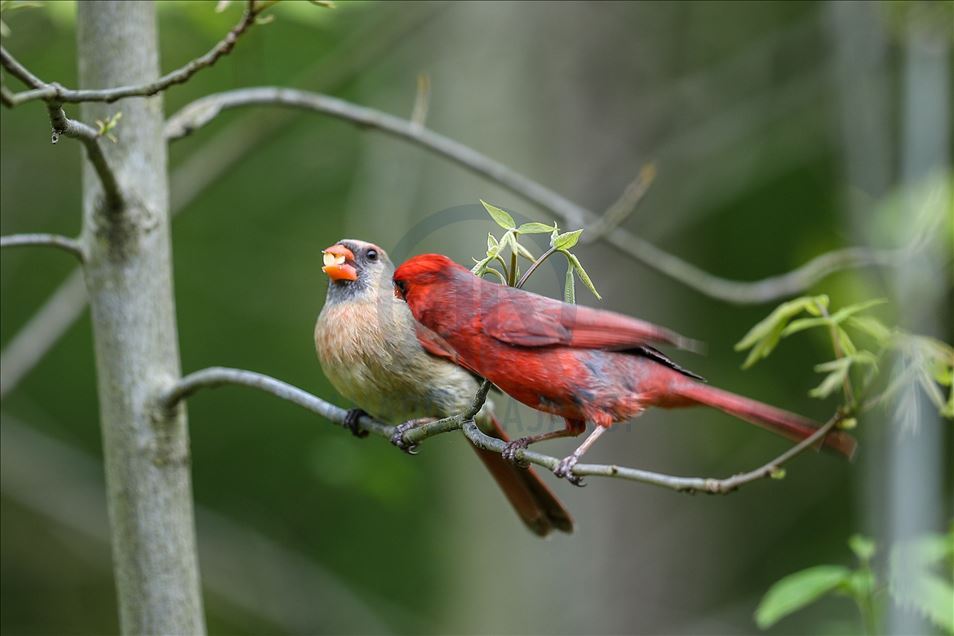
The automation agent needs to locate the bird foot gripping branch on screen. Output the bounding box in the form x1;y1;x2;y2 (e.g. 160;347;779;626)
343;408;370;439
389;419;430;455
501;438;531;468
553;456;585;487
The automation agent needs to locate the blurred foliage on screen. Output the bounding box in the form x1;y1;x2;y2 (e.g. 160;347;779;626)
736;292;954;420
756;524;954;634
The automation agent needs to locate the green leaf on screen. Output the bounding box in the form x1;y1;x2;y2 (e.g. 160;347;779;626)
470;255;493;275
849;534;876;563
755;565;852;629
829;298;888;323
781;317;831;337
487;233;499;251
517;222;555;234
847;315;893;344
513;240;536;261
564;267;576;304
551;228;584;250
810;358;851;398
562;251;601;300
837;327;857;357
735;295;829;369
480;200;515;229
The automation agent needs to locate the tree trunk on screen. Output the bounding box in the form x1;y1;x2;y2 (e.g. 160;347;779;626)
77;2;205;633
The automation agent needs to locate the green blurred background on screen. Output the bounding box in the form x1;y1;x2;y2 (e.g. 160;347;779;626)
1;1;951;634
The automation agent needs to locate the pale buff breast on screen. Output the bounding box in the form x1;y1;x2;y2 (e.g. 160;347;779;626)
315;295;479;423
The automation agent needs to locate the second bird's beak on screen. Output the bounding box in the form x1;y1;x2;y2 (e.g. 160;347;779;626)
322;244;358;282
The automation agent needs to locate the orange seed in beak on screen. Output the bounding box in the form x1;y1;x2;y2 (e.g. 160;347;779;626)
321;244;358;282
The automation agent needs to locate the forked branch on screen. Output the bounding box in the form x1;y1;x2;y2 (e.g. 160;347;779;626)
158;366;847;493
0;0;264;106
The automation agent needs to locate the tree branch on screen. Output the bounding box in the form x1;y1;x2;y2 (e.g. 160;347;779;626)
46;103;124;210
0;1;262;106
156;367;394;439
462;412;845;493
158;366;844;493
164;87;902;304
0;233;84;260
0;49;124;208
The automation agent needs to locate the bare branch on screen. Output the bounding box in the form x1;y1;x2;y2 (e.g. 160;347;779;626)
157;367;394;438
583;163;656;242
164;87;902;304
0;233;84;260
462;412;845;493
0;48;124;206
46;103;124;209
0;1;262;106
159;366;844;493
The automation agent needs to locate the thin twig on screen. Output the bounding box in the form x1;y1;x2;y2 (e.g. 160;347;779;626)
46;103;124;209
158;366;842;493
462;412;844;493
0;1;262;106
164;87;903;304
516;246;557;289
583;163;656;242
0;233;84;260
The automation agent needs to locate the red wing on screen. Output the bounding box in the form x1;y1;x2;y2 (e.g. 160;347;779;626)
413;321;484;376
480;292;699;351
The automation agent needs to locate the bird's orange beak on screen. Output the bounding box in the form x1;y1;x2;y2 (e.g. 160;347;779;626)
321;244;358;282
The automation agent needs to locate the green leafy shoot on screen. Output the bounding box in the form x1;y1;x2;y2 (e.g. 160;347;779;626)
735;295;829;369
736;294;952;421
757;526;954;635
756;535;877;633
755;565;852;629
480;200;516;230
95;111;123;144
472;200;599;303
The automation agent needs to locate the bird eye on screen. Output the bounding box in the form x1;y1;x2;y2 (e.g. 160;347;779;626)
366;249;378;261
393;279;407;299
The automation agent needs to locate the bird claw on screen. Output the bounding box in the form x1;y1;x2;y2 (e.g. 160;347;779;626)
554;455;585;487
501;438;531;467
344;409;370;439
389;421;420;455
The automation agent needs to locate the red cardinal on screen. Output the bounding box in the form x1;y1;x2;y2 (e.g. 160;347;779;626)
315;240;572;535
392;254;857;483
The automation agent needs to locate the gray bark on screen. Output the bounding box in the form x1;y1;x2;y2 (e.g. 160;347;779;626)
76;2;205;633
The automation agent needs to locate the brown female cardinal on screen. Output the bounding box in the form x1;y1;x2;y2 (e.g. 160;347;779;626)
392;254;858;484
314;240;572;536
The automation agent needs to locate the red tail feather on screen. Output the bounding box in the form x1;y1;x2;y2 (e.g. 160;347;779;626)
676;383;857;460
471;414;574;536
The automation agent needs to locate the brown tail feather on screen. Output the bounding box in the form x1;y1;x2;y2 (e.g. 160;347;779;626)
675;383;857;460
471;414;573;536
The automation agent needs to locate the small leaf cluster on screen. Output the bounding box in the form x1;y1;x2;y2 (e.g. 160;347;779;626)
472;200;600;301
736;295;953;420
95;111;123;144
755;526;954;634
